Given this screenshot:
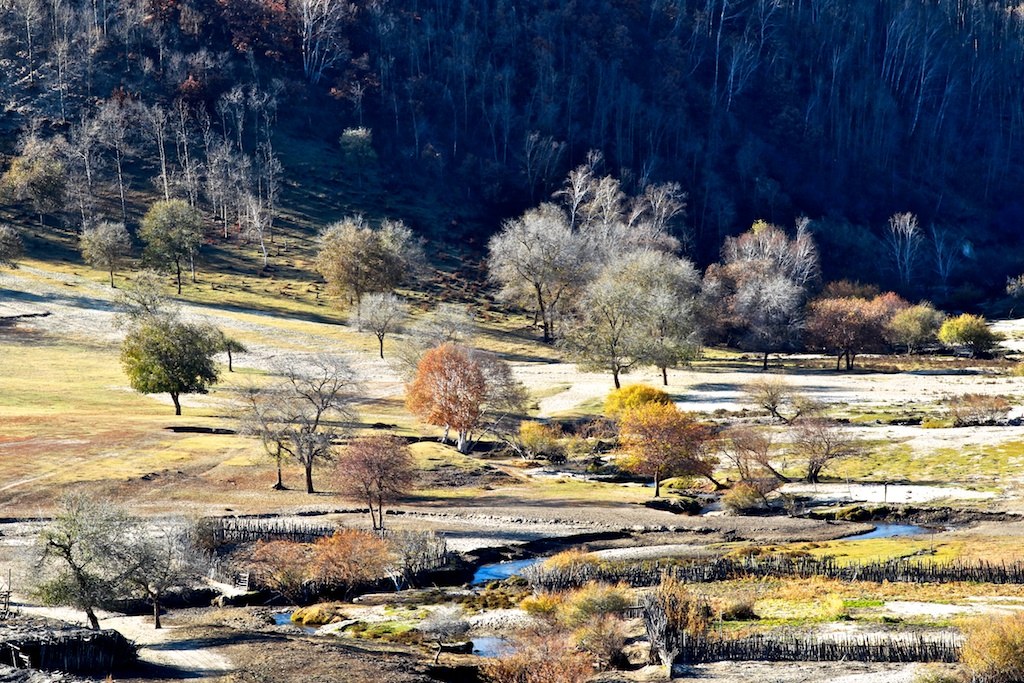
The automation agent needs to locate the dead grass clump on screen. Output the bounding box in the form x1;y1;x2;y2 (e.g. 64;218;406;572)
481;632;592;683
557;582;630;628
947;393;1010;426
541;548;600;572
961;613;1024;682
291;602;348;626
716;594;759;621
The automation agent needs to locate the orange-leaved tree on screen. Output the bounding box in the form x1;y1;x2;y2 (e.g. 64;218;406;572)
334;435;417;534
406;343;525;454
618;402;719;496
312;529;392;598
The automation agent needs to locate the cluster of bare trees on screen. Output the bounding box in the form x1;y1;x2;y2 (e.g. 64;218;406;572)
35;495;209;630
489;158;698;387
724;377;863;489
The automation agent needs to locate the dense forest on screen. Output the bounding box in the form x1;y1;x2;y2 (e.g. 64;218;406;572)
2;0;1023;301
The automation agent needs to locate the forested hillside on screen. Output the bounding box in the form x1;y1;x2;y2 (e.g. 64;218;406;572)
2;0;1023;298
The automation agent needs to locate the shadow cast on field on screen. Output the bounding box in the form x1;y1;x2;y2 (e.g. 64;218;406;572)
0;285;119;314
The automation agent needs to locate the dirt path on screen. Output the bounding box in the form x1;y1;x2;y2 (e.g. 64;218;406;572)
12;604;231;679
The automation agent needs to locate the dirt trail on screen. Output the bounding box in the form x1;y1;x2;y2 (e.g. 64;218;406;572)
12;605;231;678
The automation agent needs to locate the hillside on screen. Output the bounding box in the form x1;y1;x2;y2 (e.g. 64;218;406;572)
0;0;1022;300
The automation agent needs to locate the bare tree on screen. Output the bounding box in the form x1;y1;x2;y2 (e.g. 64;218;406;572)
292;0;353;84
0;225;24;268
334;435;417;534
35;495;137;630
358;292;408;358
124;520;209;629
80;221;131;286
743;376;812;424
97;98;136;222
708;220;819;369
243;356;360;494
717;425;789;483
789;417;862;483
886;212;922;291
928;224;961;294
116;270;175;325
137;103;172;201
487;203;593;343
421;606;470;664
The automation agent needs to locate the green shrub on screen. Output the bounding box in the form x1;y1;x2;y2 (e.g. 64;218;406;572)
938;314;1004;356
603;384;672;419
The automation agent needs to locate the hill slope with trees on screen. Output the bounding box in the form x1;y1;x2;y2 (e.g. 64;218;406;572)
0;0;1022;299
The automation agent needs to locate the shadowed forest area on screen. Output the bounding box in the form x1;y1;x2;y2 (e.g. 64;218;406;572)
1;0;1024;302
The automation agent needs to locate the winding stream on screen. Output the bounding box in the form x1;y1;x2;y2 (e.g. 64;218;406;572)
469;522;934;585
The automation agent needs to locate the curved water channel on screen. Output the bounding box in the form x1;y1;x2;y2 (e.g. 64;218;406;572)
469;522;934;585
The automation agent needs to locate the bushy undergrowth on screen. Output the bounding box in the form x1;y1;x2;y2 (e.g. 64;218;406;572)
960;613;1024;682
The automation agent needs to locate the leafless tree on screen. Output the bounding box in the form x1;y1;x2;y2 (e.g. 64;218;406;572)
886;212;922;290
928;224;961;294
292;0;353;84
334;435;416;534
123;520;210;629
789;417;862;483
743;376;814;424
80;220;131;286
487;203;593;343
97;98;136;222
717;425;789;483
357;292;408;358
242;356;360;494
137;103;172;201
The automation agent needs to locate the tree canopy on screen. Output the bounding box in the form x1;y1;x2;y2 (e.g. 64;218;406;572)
120;318;220;415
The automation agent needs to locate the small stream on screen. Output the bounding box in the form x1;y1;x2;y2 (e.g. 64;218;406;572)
272;612;318;634
471;636;515;657
846;522;931;540
468;523;934;585
470;558;541;585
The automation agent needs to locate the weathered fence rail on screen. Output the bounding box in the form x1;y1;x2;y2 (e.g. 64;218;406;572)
527;556;1024;590
0;627;135;674
674;633;961;664
208;517;337;545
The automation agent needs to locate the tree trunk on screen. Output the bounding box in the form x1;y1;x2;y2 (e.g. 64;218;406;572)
456;430;470;454
763;351;769;371
662;366;668;386
653;473;660;498
836;353;842;371
85;606;100;630
612;368;621;389
170;392;181;415
434;642;442;665
846;351;854;371
377;334;385;359
227;349;233;372
175;259;182;294
109;267;115;288
274;459;284;490
153;596;162;629
305;463;315;494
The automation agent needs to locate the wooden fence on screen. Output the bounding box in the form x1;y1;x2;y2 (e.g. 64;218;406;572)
0;629;135;674
674;633;961;664
208;517;337;545
526;556;1024;590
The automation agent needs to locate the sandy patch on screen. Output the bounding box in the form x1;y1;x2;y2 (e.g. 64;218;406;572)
780;482;996;504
